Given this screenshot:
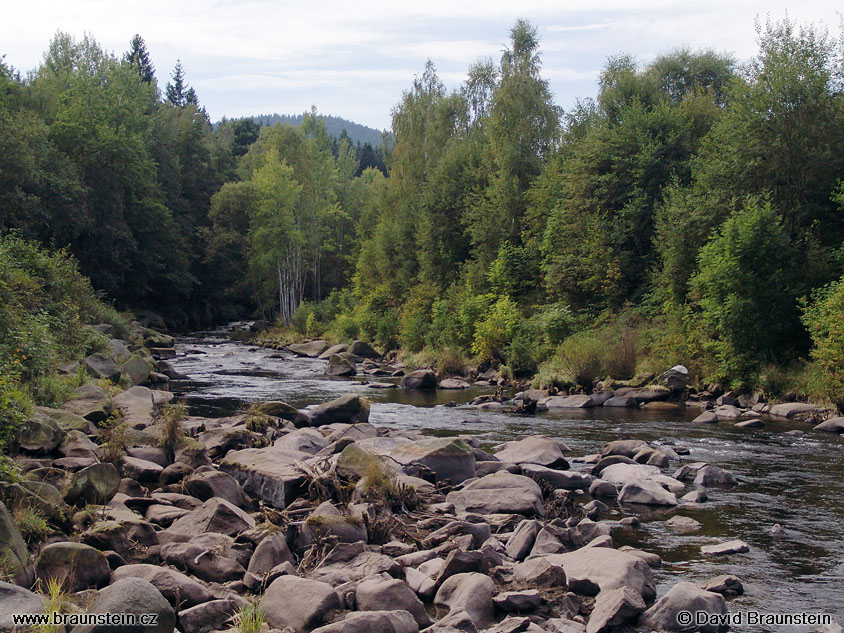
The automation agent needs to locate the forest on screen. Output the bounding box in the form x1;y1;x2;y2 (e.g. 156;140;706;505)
2;16;844;414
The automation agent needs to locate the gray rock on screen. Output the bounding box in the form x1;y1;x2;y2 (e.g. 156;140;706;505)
701;540;749;556
656;365;689;392
400;369;438;390
318;344;350;360
0;502;28;578
308;393;370;426
494;436;569;468
111;564;213;608
17;413;66;453
120;456;163;482
0;582;44;632
113;386;155;428
325;353;357;377
35;542;110;591
693;410;719;424
311;611;418;633
543;395;595;408
167;498;255;537
586;587;645;633
492;590;541;613
665;516;701;532
520;465;590;490
391;438;476;484
588;479;618;497
505;520;541;561
446;472;544;516
602;396;638;408
184;470;248;507
434;573;496;629
815;417;844;433
693;465;737;487
177;599;243;633
288;340;332;357
699;574;743;597
63;384;112;423
219;448;306;509
618;480;678;506
308;542;401;585
261;575;342;632
544;547;655;599
160;533;249;583
769;402;818;420
639;581;728;632
70;577;175;633
85;353;121;382
64;462;121;506
356;576;431;628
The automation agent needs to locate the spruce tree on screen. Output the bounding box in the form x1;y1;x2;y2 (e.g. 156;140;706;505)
125;34;155;83
166;60;186;107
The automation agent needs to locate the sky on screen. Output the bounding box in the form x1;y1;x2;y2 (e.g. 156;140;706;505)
2;1;841;130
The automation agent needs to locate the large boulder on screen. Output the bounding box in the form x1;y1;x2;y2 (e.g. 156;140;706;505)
400;370;438;390
768;402;818;420
85;353;121;382
244;533;296;589
446;472;544;516
35;542;110;592
543;395;595;408
120;456;164;482
656;365;689;392
63;384;112;423
297;502;367;549
178;599;243;633
167;498;255;537
815;417;844;433
70;577;175;633
618;480;678;506
119;355;154;386
288;340;332;358
494;436;569;468
219;448;307;509
160;534;249;583
356;576;431;628
520;465;591;490
350;340;380;358
0;582;44;632
308;394;370;426
639;581;728;632
64;462;121;506
184;470;248;507
82;516;159;561
113;386;155;428
17;413;65;453
586;587;646;633
308;542;401;586
434;573;495;629
111;564;213;608
254;401;299;420
261;576;342;632
0;503;28;578
545;547;655;599
324;353;357;377
390;438;476;484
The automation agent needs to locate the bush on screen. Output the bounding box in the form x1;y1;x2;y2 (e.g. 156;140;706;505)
471;296;520;361
801;275;844;403
554;332;606;389
399;283;439;352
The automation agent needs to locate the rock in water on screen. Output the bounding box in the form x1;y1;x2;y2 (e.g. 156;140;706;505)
307;393;370;426
400;369;438;390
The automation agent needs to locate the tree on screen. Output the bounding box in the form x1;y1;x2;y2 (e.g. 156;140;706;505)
232;118;261;157
166;60;187;107
125;34;155;84
689;201;798;385
247;149;304;323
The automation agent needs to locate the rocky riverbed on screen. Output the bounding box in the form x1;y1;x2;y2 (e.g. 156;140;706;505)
1;326;843;633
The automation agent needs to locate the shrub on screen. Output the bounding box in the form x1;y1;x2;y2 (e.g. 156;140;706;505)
14;507;50;545
801;275;844;403
233;603;265;633
98;411;127;464
555;332;606;389
399;283;439;353
158;401;188;454
471;296;520;361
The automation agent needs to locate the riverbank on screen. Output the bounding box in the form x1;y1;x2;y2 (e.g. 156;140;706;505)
3;326;842;633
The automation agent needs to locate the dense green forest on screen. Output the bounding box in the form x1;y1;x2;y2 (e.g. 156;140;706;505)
3;18;844;407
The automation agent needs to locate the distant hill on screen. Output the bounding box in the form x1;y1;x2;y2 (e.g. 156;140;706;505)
251;113;388;148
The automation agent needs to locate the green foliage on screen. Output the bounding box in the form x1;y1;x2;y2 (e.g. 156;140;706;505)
158;401;188;453
471;295;520;361
98;411;127;464
233;603;265;633
801;276;844;402
14;507;50;545
689;201;798;385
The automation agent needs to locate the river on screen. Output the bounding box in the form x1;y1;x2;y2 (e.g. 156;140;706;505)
167;330;844;631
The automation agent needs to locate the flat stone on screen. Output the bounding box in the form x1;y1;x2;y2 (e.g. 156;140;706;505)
446;472;544;516
220;448;307;509
701;540;749;556
769;402;818;419
815;417;844;433
494;436;569;468
113;386;155;428
639;581;728;632
543;395;595;408
586;586;645;633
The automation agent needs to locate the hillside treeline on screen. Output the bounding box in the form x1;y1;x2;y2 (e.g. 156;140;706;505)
3;18;844;399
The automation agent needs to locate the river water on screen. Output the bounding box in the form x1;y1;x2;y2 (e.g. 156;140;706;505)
168;331;844;631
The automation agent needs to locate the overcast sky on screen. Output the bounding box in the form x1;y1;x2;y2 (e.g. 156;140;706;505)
2;1;841;130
